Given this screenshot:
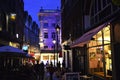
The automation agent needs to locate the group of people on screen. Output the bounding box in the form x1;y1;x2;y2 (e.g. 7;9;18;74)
0;59;69;80
44;61;62;80
23;60;69;80
34;61;45;80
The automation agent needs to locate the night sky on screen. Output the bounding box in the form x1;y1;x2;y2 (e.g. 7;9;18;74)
24;0;61;26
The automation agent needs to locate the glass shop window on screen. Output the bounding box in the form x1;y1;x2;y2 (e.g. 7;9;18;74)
88;25;112;75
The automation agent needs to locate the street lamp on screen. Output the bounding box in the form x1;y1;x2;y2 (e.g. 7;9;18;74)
52;39;56;67
55;24;60;65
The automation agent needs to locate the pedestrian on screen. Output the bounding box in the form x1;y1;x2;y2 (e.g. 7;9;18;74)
34;60;41;80
62;60;65;68
44;67;50;80
50;61;53;67
53;68;61;80
49;63;54;80
46;61;49;67
57;61;61;69
39;61;45;80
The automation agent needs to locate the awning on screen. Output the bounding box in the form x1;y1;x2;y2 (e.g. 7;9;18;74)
0;45;27;57
70;23;107;47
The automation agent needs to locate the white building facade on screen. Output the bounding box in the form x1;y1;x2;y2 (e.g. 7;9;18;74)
38;8;62;66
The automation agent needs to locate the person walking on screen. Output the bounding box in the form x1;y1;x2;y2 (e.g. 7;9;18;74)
53;68;61;80
39;61;45;80
57;61;61;69
49;61;54;80
34;61;41;80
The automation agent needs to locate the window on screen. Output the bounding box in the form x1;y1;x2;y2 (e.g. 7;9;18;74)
39;16;44;20
107;0;111;4
56;15;60;22
102;0;107;8
51;45;54;49
44;46;48;49
52;23;55;28
43;55;49;60
43;23;48;28
51;32;55;39
91;5;94;16
88;25;112;75
44;32;48;38
98;0;101;11
50;55;54;60
94;0;97;13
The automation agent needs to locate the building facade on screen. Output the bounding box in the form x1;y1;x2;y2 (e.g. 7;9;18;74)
0;0;40;63
0;0;29;72
0;0;24;48
38;8;61;65
61;0;84;72
62;0;120;80
23;11;40;61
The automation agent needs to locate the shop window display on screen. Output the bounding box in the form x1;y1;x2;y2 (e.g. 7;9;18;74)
89;47;103;73
88;25;112;76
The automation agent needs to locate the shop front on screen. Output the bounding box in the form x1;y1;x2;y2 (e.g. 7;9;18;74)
88;25;112;79
40;53;63;67
71;23;112;80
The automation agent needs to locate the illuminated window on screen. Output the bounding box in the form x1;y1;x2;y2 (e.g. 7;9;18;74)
43;55;49;60
88;25;112;75
10;13;16;21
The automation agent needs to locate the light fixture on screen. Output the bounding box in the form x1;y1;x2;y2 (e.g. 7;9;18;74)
55;24;60;32
55;24;60;65
10;13;16;20
52;39;56;44
16;34;19;38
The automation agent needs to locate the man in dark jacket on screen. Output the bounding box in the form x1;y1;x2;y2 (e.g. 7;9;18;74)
39;61;45;80
34;61;41;80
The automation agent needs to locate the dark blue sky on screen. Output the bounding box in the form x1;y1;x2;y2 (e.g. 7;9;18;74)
24;0;60;26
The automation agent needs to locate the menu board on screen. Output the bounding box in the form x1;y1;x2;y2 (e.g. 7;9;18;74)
65;72;79;80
